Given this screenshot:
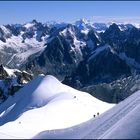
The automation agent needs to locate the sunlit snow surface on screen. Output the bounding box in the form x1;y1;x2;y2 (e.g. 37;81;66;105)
0;75;114;139
0;34;46;68
33;85;140;139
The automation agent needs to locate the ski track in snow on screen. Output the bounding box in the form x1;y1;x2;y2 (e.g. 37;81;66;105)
100;103;140;139
84;90;140;139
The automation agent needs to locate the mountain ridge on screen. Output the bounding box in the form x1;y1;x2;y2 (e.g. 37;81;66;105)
1;19;140;101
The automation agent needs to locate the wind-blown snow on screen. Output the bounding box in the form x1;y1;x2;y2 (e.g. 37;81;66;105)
0;75;114;138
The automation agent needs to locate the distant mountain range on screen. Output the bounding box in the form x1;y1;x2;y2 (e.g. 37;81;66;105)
0;19;140;139
1;19;140;102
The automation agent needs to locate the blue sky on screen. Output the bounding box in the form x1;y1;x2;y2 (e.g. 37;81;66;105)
0;1;140;24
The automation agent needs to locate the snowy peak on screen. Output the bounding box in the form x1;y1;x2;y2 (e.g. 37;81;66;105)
1;19;140;84
74;18;140;33
107;23;121;32
24;19;42;29
75;18;91;30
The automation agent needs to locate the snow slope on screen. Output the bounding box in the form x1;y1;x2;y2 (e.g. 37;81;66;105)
32;84;140;139
0;32;46;68
0;75;114;138
99;104;140;139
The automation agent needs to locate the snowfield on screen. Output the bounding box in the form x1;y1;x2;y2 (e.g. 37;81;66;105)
34;84;140;139
0;75;114;139
0;33;46;68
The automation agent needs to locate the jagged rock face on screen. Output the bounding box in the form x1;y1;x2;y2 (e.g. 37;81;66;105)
0;66;33;103
81;74;140;103
62;75;82;90
1;20;140;86
0;64;33;84
5;24;26;36
16;71;33;84
25;24;86;79
87;30;102;49
26;35;81;79
43;36;76;64
0;65;9;79
29;22;140;82
121;41;140;64
1;20;140;104
81;84;121;103
22;20;49;42
64;47;131;87
87;49;131;83
62;22;140;89
127;26;140;39
102;23;122;41
116;28;140;65
0;20;51;69
0;28;6;42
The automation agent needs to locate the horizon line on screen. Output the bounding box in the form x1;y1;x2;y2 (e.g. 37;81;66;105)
1;16;140;25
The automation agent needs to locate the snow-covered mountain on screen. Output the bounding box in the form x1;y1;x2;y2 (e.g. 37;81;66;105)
1;19;140;101
0;18;140;139
0;75;114;138
1;19;140;79
0;20;49;68
62;22;140;99
33;87;140;139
